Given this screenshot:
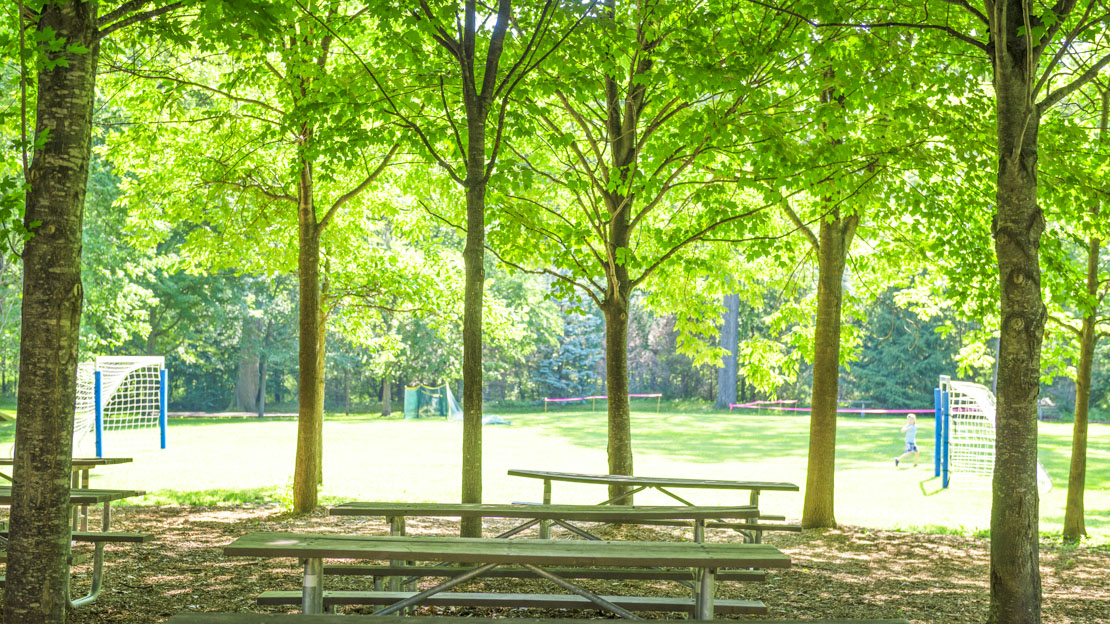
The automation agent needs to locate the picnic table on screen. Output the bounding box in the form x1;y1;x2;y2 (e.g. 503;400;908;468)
167;614;912;624
0;486;150;607
224;531;790;619
0;457;133;529
507;469;800;541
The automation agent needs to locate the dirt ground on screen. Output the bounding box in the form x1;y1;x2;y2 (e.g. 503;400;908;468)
27;505;1109;623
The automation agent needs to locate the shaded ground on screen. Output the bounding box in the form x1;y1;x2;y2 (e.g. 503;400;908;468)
31;505;1110;623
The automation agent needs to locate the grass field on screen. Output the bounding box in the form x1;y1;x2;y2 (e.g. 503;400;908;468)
0;405;1106;543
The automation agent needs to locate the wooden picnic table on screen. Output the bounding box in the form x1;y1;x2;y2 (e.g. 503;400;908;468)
0;486;143;532
507;469;799;540
0;486;149;608
167;615;912;624
0;457;133;529
223;531;790;619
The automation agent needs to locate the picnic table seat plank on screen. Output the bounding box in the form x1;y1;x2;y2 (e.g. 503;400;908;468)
323;563;767;582
168;614;911;624
255;589;769;614
0;530;152;543
223;532;791;569
507;469;799;491
330;502;760;521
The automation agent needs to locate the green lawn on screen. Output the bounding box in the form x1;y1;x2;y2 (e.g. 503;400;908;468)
0;406;1106;542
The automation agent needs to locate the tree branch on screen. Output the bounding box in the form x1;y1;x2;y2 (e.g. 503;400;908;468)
780;197;820;251
1038;51;1110;114
318;143;400;230
98;1;184;41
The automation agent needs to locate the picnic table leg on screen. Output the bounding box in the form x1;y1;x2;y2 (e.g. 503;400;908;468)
692;518;707;616
747;490;760;544
388;516;407;592
71;471;80;530
101;501;112;532
695;567;715;620
302;557;324;614
539;478;551;539
80;469;90;531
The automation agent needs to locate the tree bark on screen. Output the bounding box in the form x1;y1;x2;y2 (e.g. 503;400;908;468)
315;296;327;486
460;177;486;537
715;293;740;409
801;217;855;529
5;2;99;621
292;159;321;513
235;315;262;412
381;375;392;416
603;298;633;503
989;13;1045;618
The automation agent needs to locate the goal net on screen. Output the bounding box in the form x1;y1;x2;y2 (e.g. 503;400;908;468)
403;383;462;421
74;356;167;457
937;375;1050;490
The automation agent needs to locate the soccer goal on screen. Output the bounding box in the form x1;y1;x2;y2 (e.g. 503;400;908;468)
74;356;168;457
403;383;462;421
934;375;1050;490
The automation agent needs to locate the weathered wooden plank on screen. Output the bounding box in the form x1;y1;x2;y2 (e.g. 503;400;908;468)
254;590;768;614
223;532;791;569
166;616;911;624
0;486;144;504
0;530;152;543
322;563;766;582
329;502;759;521
507;469;799;491
0;551;87;564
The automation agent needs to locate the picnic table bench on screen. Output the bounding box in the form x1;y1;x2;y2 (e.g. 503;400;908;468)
167;614;912;624
223;531;790;619
0;457;133;529
507;469;801;542
0;486;149;607
329;502;764;590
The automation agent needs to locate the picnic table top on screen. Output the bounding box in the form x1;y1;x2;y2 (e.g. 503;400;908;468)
0;486;144;504
166;615;909;624
507;469;799;492
223;532;791;568
329;502;759;520
0;457;132;468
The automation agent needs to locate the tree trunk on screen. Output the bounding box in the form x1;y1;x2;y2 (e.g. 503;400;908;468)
801;217;855;529
235;316;262;412
715;293;740;409
257;354;267;418
1063;89;1107;544
315;299;327;487
344;367;350;415
460;178;486;537
603;299;633;504
381;375;392;416
989;21;1045;620
1062;238;1098;542
5;2;99;621
292;160;321;513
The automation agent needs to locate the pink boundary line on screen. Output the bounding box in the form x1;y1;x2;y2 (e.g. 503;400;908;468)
544;393;662;402
729;400;933;414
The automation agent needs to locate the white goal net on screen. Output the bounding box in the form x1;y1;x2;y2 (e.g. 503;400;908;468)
939;376;1051;490
74;356;166;456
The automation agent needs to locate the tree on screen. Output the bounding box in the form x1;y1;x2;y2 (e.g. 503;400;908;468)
715;293;740;409
366;0;591;534
5;1;182;621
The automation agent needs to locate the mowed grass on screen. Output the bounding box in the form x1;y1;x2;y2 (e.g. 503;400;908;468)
0;405;1106;542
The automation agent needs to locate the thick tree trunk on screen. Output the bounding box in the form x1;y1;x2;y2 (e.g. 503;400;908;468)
292;162;321;513
1064;90;1108;543
989;24;1045;620
603;299;633;503
235;316;262;412
381;375;392;416
715;293;740;409
460;178;486;537
801;218;854;529
5;2;99;622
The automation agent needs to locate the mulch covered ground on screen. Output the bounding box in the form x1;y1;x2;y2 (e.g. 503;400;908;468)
27;505;1110;623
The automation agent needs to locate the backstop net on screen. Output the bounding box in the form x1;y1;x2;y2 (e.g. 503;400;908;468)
403;383;462;421
74;356;167;457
